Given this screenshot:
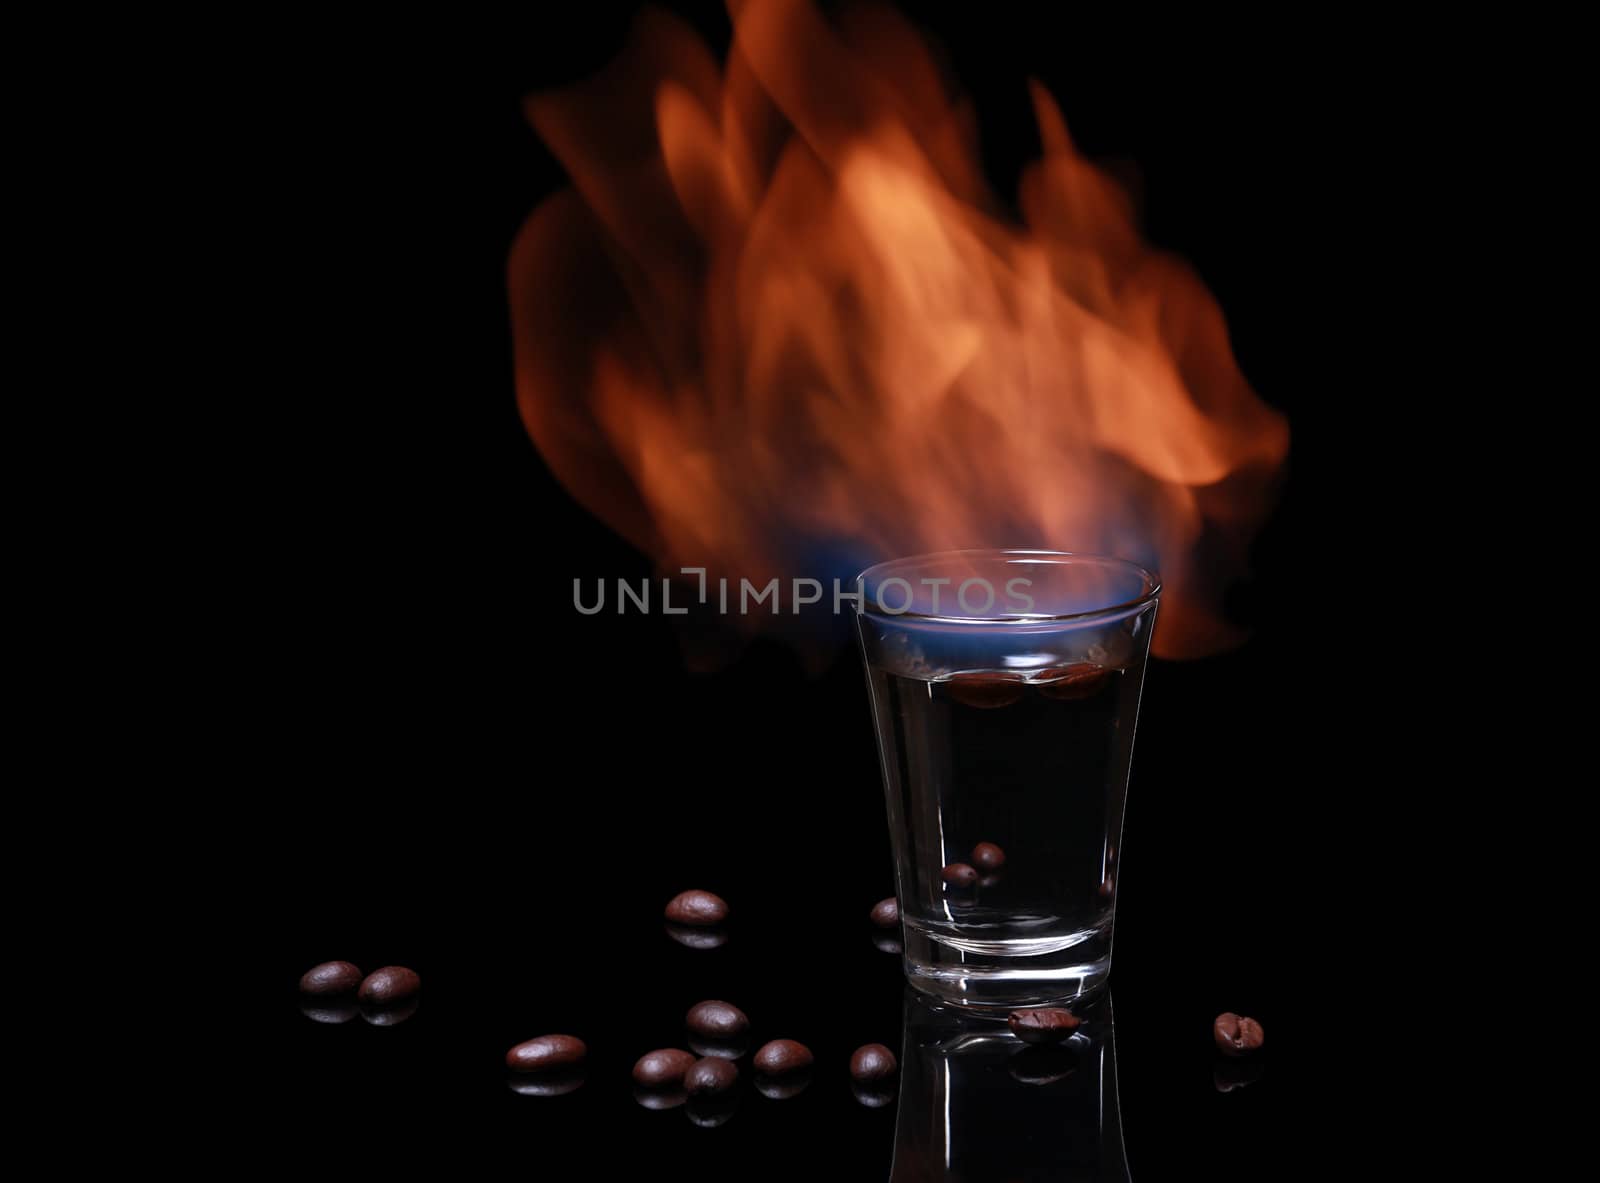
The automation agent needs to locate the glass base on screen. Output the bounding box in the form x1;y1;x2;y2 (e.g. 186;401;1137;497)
902;924;1112;1009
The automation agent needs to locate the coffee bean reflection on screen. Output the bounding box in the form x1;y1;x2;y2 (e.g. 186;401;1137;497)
687;1034;747;1060
872;933;903;955
1009;1045;1078;1085
686;1095;739;1128
506;1069;585;1097
853;1083;896;1109
300;1002;358;1025
753;1071;811;1100
361;1000;419;1027
1213;1060;1264;1093
665;923;728;950
633;1087;688;1110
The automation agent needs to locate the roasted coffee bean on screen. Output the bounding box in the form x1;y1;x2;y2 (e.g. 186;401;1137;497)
300;1002;358;1025
686;1000;749;1039
869;897;900;928
1036;664;1112;700
753;1039;814;1075
1213;1013;1265;1057
971;842;1006;872
506;1035;587;1073
665;889;729;926
507;1070;584;1097
1010;1045;1078;1085
634;1087;687;1110
665;923;728;950
299;961;363;997
942;863;979;888
357;966;421;1006
849;1044;898;1083
1008;1008;1080;1044
684;1057;739;1097
633;1048;698;1088
361;1000;418;1027
945;672;1026;709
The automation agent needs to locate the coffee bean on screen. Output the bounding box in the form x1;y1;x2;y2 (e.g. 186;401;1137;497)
1213;1013;1264;1057
849;1044;898;1083
688;1034;747;1060
869;897;900;928
1007;1008;1080;1044
753;1039;814;1075
971;842;1006;872
506;1035;587;1073
942;863;978;888
634;1087;687;1110
945;672;1026;709
299;961;363;997
665;889;728;926
357;966;421;1006
1036;664;1113;700
633;1048;697;1087
684;1057;739;1097
665;923;728;950
686;1000;749;1039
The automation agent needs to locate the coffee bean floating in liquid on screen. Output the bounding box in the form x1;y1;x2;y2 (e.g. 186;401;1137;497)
506;1035;587;1073
849;1044;898;1083
945;672;1026;709
942;863;979;888
358;966;421;1006
299;961;363;997
1036;664;1113;701
684;1057;739;1097
869;897;900;928
753;1039;814;1075
1008;1008;1080;1044
685;1000;749;1040
1213;1013;1265;1057
971;842;1006;873
665;889;729;926
633;1048;698;1088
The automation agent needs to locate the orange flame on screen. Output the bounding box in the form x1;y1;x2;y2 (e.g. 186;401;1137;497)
509;1;1288;657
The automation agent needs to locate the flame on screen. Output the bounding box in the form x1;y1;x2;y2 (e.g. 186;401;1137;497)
509;1;1288;657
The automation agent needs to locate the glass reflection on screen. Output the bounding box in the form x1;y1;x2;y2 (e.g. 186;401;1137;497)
891;991;1130;1181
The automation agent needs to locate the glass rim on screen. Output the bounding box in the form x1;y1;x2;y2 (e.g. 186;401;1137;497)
854;548;1161;625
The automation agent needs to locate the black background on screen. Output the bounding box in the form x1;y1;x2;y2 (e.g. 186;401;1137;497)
233;3;1375;1176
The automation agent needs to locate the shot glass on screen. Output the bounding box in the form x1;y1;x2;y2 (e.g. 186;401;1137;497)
855;549;1159;1007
